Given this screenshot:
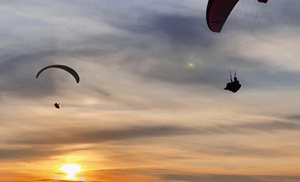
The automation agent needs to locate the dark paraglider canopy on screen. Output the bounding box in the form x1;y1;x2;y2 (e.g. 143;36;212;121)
258;0;268;2
206;0;268;32
206;0;239;33
54;102;60;109
36;64;80;83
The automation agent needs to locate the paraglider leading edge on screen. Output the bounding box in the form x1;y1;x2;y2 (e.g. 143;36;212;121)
36;64;80;83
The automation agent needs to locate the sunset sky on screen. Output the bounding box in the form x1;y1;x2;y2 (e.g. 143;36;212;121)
1;0;300;182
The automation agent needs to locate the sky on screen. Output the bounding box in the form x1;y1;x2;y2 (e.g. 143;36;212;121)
1;0;300;181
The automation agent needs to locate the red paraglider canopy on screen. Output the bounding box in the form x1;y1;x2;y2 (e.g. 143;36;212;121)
206;0;268;33
206;0;239;33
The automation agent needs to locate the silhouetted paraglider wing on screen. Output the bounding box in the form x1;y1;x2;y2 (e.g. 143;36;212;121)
206;0;239;32
258;0;268;3
36;65;80;83
54;103;60;109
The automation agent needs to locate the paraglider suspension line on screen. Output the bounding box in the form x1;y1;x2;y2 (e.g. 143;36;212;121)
229;70;237;82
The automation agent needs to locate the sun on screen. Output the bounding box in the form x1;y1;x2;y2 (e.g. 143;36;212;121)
187;62;196;69
59;164;82;180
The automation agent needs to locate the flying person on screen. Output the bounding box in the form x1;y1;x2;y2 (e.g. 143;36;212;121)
54;103;60;109
224;73;241;93
36;64;80;108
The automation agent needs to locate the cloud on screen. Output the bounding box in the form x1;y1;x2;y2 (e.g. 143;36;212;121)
284;114;300;122
9;125;196;145
74;168;300;182
260;1;300;29
3;118;298;164
8;119;299;146
161;173;300;182
191;120;300;136
105;13;212;47
199;144;284;158
161;173;263;182
0;145;87;161
6;118;299;148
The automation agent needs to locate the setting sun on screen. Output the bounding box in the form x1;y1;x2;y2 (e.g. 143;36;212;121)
59;164;82;179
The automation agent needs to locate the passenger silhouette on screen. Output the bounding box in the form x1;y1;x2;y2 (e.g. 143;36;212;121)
224;73;241;93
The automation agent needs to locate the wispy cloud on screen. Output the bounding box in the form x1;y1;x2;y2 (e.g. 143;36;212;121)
9;125;195;145
161;173;300;182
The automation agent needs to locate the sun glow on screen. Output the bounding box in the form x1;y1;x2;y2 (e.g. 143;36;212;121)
187;62;195;69
59;164;82;179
